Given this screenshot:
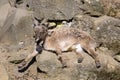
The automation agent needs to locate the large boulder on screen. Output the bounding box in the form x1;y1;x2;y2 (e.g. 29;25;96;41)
72;15;120;54
94;16;120;54
0;3;12;27
11;8;34;45
36;49;120;80
81;0;104;16
72;14;95;33
36;51;62;74
25;0;103;20
0;5;35;67
26;0;80;20
100;0;120;18
0;7;34;45
0;0;8;7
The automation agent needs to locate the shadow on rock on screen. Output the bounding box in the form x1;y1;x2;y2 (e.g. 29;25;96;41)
18;57;36;72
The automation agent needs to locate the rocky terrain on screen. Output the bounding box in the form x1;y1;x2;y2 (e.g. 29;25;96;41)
0;0;120;80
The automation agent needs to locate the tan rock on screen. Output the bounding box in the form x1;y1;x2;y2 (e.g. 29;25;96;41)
114;55;120;62
0;64;9;80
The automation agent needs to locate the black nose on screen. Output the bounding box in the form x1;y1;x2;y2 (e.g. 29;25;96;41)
32;24;36;28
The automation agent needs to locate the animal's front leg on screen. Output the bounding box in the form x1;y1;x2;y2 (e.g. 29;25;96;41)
18;45;40;69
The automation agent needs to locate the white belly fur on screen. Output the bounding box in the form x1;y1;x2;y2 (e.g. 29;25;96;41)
75;44;83;52
71;44;83;53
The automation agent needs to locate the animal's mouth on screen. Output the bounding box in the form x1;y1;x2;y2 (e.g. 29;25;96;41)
35;38;39;43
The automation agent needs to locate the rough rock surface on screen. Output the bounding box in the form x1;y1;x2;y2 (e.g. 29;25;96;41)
25;0;103;20
72;15;120;54
101;0;120;18
0;0;120;80
72;14;95;33
94;16;120;54
0;6;34;45
0;0;8;7
36;49;120;80
0;64;9;80
0;3;12;27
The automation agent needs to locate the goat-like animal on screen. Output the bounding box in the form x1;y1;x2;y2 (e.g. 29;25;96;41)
18;19;101;69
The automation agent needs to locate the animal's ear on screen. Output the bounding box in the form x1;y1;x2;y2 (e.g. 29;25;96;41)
41;18;48;24
32;17;40;27
40;18;49;27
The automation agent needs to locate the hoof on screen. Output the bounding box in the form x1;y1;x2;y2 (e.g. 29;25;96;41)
96;62;101;68
78;58;83;63
62;64;67;68
18;61;26;69
62;63;67;68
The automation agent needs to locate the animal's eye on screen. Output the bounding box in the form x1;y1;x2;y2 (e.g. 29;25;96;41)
33;35;35;38
33;33;36;38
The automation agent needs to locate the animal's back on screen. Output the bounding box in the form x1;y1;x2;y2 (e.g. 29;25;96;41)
44;27;96;51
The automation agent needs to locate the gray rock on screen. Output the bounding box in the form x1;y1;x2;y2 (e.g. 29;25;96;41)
0;3;12;27
26;0;79;20
94;16;120;54
8;0;25;8
0;0;8;7
36;51;62;74
36;50;98;80
83;0;104;15
72;15;120;54
72;14;95;33
100;0;120;18
0;8;34;46
0;8;17;44
114;55;120;62
25;0;104;20
36;49;120;80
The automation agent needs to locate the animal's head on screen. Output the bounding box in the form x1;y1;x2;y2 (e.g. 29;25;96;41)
32;18;49;42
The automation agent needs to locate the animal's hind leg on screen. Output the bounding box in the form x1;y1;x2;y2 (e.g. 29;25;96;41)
84;47;101;68
74;44;84;63
56;49;67;68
